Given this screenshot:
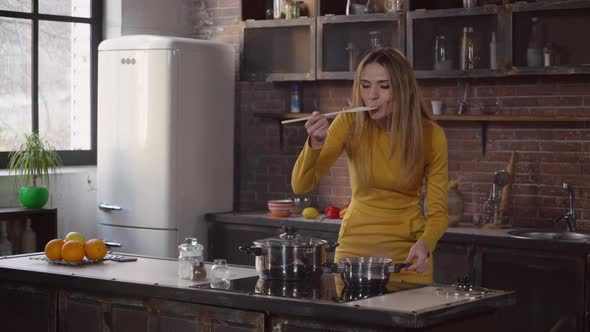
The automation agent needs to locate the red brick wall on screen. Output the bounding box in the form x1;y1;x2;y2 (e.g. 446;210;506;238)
207;2;590;228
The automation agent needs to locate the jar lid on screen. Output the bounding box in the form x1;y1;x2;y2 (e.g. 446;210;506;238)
253;226;328;247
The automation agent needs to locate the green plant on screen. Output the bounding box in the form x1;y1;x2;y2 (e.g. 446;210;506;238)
8;132;62;187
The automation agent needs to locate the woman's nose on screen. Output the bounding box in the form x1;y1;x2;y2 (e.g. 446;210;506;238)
369;86;380;99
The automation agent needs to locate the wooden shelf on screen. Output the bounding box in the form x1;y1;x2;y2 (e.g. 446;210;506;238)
255;112;590;122
432;115;590;122
255;112;590;154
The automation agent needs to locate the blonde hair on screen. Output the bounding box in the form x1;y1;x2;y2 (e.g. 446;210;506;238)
349;48;431;183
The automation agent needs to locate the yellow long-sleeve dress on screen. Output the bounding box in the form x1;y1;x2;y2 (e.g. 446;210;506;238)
291;113;449;284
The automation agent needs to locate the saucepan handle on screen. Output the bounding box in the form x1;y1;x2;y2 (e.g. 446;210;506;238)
238;246;263;256
389;263;411;274
327;242;340;252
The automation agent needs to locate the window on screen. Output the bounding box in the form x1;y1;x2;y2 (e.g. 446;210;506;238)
0;0;102;167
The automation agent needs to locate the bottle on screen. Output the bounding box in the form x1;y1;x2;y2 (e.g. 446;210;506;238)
345;42;360;72
0;221;13;256
21;218;37;253
434;34;447;70
368;30;383;49
274;0;285;19
460;27;476;70
490;32;497;70
290;83;301;113
526;17;543;67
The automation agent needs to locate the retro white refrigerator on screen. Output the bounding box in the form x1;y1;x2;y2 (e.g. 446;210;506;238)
96;35;235;258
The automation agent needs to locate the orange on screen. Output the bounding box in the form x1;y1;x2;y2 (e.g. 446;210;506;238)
61;240;85;263
85;239;107;260
44;239;64;261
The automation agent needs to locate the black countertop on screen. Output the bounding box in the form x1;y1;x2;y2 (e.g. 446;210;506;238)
207;212;590;255
0;253;515;329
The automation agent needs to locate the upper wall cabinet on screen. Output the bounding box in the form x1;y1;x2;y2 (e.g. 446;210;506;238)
407;6;507;79
239;0;590;81
318;13;405;80
508;0;590;75
241;18;316;81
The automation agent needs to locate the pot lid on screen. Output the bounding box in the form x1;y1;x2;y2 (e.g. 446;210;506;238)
253;226;328;247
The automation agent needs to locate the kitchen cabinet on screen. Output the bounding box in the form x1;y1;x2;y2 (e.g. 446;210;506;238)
58;289;266;332
317;13;405;80
240;0;590;80
0;281;57;332
241;18;316;81
478;246;585;332
207;213;590;332
0;207;57;254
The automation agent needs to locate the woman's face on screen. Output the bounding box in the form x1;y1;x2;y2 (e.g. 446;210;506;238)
360;62;393;121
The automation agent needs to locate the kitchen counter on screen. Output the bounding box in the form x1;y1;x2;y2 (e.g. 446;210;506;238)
207;211;590;254
0;253;514;331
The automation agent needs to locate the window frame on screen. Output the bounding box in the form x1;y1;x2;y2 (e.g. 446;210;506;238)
0;0;102;167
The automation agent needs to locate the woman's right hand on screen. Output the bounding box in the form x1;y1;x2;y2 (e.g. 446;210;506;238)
305;111;329;149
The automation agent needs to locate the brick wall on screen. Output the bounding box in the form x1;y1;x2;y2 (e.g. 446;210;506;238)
205;1;590;229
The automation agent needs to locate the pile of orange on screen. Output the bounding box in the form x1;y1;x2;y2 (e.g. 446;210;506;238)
44;236;107;263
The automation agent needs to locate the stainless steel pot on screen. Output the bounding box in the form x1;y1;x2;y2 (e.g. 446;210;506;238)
239;226;339;280
338;257;410;288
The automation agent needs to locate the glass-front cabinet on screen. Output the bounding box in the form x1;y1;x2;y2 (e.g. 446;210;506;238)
241;18;316;81
509;1;590;75
239;0;590;81
318;13;404;79
407;6;506;78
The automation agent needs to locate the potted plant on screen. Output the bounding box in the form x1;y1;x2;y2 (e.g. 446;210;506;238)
8;132;62;209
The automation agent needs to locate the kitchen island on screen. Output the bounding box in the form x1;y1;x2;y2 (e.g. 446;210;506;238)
0;253;514;332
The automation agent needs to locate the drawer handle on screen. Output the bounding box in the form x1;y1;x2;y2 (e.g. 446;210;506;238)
99;203;122;211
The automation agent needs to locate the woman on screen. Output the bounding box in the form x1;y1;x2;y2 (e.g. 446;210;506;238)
291;48;448;284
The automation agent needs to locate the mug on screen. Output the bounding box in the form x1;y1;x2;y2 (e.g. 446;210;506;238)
431;100;443;115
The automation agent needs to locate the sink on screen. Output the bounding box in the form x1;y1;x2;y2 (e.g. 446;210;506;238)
508;230;590;241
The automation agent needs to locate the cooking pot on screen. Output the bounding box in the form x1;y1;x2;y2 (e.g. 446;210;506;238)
239;226;339;280
336;257;410;288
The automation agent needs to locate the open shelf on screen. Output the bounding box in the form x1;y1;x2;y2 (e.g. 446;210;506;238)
256;112;590;122
255;112;590;153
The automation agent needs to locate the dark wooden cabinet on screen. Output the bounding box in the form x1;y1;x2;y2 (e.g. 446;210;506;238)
0;281;57;332
58;289;265;332
0;207;57;254
479;247;586;332
433;241;475;285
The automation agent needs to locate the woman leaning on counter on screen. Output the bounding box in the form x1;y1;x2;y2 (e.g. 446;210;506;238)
291;48;448;284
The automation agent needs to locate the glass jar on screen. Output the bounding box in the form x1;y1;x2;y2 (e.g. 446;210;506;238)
210;259;231;281
178;237;206;281
368;30;383;49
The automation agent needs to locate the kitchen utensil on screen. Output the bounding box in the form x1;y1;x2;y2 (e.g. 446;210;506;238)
239;226;339;280
281;106;377;124
498;153;515;219
337;257;410;288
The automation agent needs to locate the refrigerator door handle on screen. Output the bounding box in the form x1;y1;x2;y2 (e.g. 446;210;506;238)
99;203;123;211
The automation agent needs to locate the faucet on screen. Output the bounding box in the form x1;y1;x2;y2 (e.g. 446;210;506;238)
558;182;576;232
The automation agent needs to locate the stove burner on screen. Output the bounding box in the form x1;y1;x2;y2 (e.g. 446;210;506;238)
190;273;425;303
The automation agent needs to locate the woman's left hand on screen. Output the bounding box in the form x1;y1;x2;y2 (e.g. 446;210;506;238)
404;240;430;274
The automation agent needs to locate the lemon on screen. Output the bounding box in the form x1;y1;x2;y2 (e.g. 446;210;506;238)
65;232;86;244
302;207;319;219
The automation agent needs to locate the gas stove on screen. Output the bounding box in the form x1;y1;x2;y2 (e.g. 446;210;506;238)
190;273;426;303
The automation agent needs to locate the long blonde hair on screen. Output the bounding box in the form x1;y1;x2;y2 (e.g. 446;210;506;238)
349;48;431;183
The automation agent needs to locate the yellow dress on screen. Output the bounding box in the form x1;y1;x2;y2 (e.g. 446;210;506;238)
291;113;448;284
